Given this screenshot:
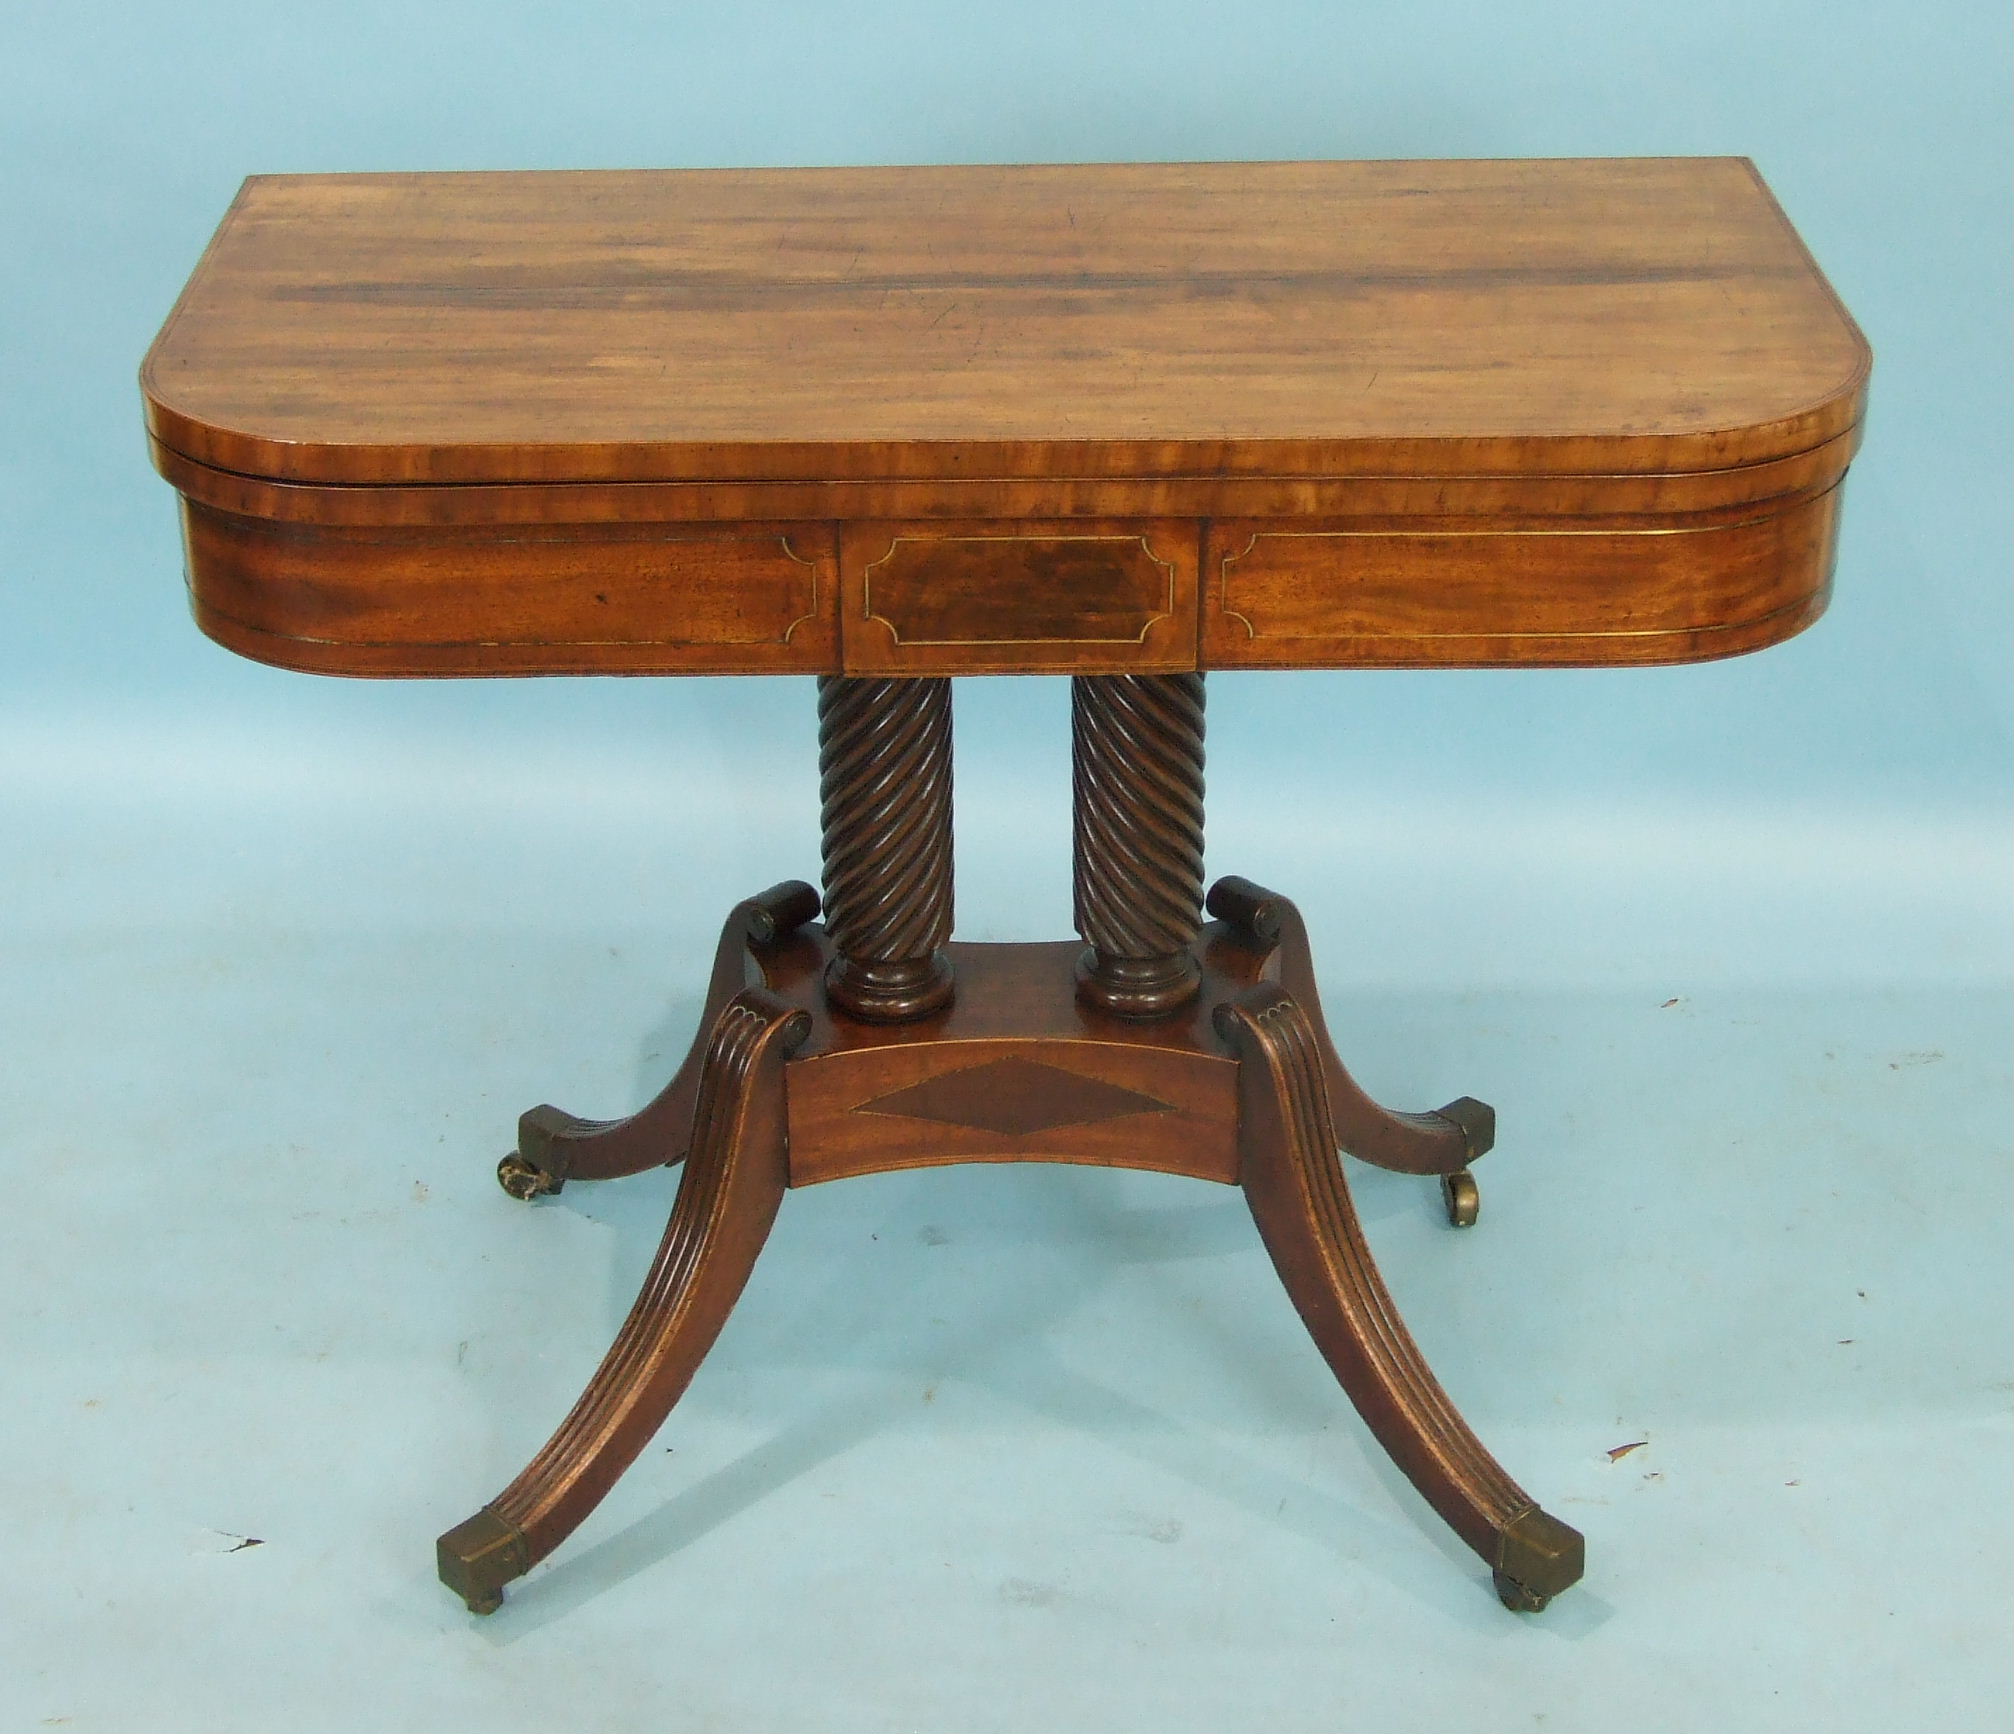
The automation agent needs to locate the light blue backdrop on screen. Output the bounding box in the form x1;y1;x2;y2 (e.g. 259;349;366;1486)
2;5;2007;1732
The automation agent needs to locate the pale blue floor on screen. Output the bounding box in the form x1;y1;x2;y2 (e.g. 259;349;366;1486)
2;710;2009;1733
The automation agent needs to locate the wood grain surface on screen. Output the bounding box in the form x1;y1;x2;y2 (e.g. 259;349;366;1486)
841;521;1198;672
1218;983;1583;1610
143;159;1869;677
777;937;1242;1187
144;160;1867;486
182;507;837;675
1202;482;1844;667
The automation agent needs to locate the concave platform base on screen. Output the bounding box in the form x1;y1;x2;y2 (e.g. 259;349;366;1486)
442;877;1582;1618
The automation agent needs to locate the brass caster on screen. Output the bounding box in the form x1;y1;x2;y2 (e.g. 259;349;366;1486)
496;1152;563;1202
1492;1569;1550;1613
438;1507;529;1614
1441;1168;1480;1228
1492;1508;1582;1612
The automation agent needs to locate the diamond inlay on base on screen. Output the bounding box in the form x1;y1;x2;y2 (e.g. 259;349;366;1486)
855;1056;1174;1137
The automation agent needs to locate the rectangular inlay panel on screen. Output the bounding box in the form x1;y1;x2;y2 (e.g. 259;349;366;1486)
786;1037;1237;1187
840;520;1199;674
1201;489;1842;669
181;506;839;675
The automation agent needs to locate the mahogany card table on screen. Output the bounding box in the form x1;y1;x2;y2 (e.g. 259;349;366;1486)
142;159;1869;1616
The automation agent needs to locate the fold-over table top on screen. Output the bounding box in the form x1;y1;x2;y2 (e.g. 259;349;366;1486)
143;159;1868;489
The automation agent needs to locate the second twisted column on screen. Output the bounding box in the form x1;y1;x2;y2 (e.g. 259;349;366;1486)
1072;672;1207;1018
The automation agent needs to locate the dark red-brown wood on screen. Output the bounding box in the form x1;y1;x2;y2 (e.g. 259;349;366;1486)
438;987;810;1614
1072;673;1208;1017
817;676;957;1021
452;892;1560;1613
1217;984;1581;1609
144;161;1866;486
144;160;1868;677
138;160;1871;1620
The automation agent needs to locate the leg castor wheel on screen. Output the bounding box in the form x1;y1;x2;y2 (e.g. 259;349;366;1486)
496;1152;563;1202
1491;1508;1583;1612
437;1507;528;1615
1441;1168;1480;1228
1493;1569;1551;1613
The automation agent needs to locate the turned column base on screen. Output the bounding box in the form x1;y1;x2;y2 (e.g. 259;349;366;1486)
824;949;955;1023
1073;946;1202;1019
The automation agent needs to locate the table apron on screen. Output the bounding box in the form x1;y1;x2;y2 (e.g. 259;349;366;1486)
175;486;1842;677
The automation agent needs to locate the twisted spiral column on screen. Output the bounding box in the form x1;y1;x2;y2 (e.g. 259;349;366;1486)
817;675;955;1021
1072;672;1206;1018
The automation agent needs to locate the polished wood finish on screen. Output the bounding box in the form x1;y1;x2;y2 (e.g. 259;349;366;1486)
505;882;821;1194
143;161;1871;1619
145;161;1864;485
817;676;956;1021
146;160;1867;678
439;987;810;1614
454;887;1567;1613
778;935;1239;1189
1207;876;1488;1177
1216;985;1582;1609
515;885;1486;1198
1202;484;1843;669
149;425;1861;528
1072;673;1208;1016
841;522;1198;674
183;506;837;677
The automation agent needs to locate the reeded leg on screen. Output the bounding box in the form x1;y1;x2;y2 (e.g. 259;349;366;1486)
439;987;810;1613
1072;673;1207;1018
1216;984;1582;1611
496;881;820;1198
817;676;955;1022
1207;875;1491;1180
